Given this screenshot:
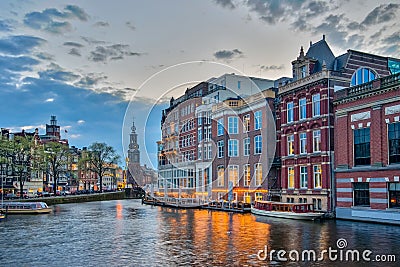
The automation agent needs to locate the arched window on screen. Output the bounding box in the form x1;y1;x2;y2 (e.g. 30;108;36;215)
351;68;377;86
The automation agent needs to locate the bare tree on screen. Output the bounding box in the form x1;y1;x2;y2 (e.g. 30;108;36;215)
42;142;70;194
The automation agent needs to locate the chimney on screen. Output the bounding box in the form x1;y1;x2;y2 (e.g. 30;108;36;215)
323;34;325;40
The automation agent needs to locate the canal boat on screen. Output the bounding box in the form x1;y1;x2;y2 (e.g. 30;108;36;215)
0;211;5;221
0;202;52;214
251;200;324;220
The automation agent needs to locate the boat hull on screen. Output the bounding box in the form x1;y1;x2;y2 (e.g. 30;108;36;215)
251;207;324;220
0;208;52;214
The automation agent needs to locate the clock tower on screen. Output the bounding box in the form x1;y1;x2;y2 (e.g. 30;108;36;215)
128;119;140;164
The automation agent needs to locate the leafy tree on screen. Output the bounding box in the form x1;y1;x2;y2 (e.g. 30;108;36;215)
83;142;120;192
42;142;70;194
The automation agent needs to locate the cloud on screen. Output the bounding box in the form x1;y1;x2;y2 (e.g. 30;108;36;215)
213;49;243;60
75;72;108;87
81;36;106;45
361;3;399;26
63;41;84;48
68;48;81;56
381;31;400;45
125;21;136;31
214;0;236;9
45;98;54;102
0;19;14;32
36;52;54;60
260;64;285;71
0;35;45;55
77;120;85;124
246;0;304;25
24;5;89;34
0;55;40;73
94;21;109;27
69;134;81;139
88;44;143;62
38;63;80;82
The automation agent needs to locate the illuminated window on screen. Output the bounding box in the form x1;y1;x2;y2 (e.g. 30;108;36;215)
255;163;262;186
287;134;294;155
351;68;376;86
228;165;239;186
243;164;251;186
313;165;322;189
288;167;294;188
243;114;250;132
255;192;263;201
217;166;225;187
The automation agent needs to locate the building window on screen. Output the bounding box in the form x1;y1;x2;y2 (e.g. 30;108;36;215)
300;65;307;78
228;165;239;186
312;94;320;117
287;134;294;156
299;132;307;154
388;122;400;164
288;167;294;189
255;163;262;186
198;128;202;142
217;140;224;158
353;182;370;206
313;130;321;152
243;137;250;156
198;113;203;126
299;97;306;120
198;146;202;160
217;166;225;187
389;183;400;208
208;144;212;160
228;117;238;134
217;118;224;136
243;114;250;132
228;139;238;157
287;102;294;123
255;192;263;201
254;135;262;154
351;68;376;86
244;192;251;203
354;128;370;166
300;166;308;188
254;111;262;130
243;164;250;186
313;165;322;189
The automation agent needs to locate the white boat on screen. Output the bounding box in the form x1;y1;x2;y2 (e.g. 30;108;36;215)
251;200;324;220
0;202;52;214
0;211;5;221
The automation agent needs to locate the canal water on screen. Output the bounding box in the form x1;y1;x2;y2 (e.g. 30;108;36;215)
0;199;399;267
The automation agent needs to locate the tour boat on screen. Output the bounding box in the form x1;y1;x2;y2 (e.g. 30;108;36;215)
0;202;52;214
251;200;324;220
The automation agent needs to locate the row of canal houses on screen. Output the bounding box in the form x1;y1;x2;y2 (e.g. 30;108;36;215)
157;35;400;224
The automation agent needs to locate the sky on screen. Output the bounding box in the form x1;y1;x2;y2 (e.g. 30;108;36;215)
0;0;398;169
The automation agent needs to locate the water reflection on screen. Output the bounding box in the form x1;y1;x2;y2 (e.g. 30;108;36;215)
0;200;399;266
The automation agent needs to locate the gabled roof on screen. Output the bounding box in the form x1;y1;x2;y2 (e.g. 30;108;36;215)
306;36;336;72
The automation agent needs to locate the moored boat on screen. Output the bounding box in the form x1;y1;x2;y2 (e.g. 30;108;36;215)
251;200;324;220
0;211;5;221
0;202;52;214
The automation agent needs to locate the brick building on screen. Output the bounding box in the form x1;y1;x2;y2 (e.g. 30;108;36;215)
211;89;278;202
334;71;400;224
277;36;394;213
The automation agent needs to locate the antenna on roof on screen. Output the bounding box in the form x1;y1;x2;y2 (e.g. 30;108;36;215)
323;34;326;40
